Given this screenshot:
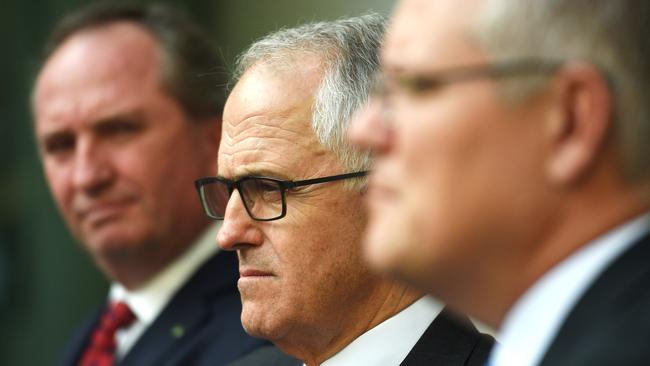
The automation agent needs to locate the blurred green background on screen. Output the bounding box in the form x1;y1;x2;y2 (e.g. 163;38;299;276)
1;0;392;364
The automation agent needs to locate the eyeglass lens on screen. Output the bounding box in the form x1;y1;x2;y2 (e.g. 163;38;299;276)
239;178;284;219
201;178;284;220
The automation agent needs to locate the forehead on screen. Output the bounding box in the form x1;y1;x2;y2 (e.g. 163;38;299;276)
34;22;164;131
384;0;487;73
219;59;339;178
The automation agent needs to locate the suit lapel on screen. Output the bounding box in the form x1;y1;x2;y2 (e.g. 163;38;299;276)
539;232;650;366
400;307;494;366
224;345;302;366
58;307;104;366
119;251;239;366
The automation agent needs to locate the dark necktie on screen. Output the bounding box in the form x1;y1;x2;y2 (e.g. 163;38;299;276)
78;301;136;366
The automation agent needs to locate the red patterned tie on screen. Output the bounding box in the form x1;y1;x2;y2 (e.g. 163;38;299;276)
78;302;136;366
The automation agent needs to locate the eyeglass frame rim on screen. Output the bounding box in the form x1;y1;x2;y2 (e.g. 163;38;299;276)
374;58;565;96
194;170;369;221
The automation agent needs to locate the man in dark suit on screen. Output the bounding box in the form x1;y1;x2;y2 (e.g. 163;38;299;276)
196;14;493;366
348;0;650;365
229;308;493;366
32;3;267;365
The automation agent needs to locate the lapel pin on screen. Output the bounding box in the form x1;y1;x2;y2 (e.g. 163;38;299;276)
171;324;185;339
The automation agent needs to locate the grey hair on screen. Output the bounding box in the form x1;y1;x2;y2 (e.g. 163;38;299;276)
233;14;386;188
473;0;650;183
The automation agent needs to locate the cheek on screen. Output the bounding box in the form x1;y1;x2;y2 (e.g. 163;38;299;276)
113;149;158;206
276;206;367;298
113;134;199;209
43;161;73;212
398;101;480;175
363;207;417;274
394;109;472;233
271;224;327;286
384;100;496;265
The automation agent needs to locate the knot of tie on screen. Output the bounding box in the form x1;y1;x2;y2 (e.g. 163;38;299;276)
78;301;136;366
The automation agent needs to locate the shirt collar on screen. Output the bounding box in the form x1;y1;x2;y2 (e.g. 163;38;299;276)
318;296;443;366
489;213;650;366
109;222;221;325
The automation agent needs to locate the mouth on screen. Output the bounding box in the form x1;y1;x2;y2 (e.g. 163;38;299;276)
77;199;135;227
239;268;274;278
238;268;275;289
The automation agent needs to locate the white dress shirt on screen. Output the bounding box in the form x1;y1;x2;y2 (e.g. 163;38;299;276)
314;296;443;366
109;223;221;359
488;213;650;366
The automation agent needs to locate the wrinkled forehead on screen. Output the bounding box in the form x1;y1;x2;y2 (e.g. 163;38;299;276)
384;0;487;73
219;61;337;179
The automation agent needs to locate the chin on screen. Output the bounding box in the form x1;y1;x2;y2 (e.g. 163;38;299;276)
241;308;284;341
241;296;299;342
83;229;148;258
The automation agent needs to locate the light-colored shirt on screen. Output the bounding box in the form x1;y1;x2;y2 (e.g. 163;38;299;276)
109;223;221;359
488;213;650;366
314;296;443;366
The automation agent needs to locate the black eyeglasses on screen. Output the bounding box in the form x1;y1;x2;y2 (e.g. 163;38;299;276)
194;171;368;221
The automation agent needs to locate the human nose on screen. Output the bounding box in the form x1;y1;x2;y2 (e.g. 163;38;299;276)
217;190;264;251
347;99;394;154
72;138;113;195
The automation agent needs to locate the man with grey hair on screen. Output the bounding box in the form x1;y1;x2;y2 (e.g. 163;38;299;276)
195;14;493;366
349;0;650;365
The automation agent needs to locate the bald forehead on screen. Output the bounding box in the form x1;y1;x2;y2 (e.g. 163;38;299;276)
223;58;324;137
384;0;487;73
219;59;338;178
230;57;324;109
35;22;163;102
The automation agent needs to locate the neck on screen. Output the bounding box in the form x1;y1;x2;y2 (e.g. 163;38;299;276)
475;183;650;329
285;282;422;366
94;220;212;290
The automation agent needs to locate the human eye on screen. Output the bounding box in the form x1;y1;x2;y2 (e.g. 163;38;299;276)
42;131;75;156
258;180;282;200
398;75;443;95
96;117;143;140
260;180;280;192
242;178;282;204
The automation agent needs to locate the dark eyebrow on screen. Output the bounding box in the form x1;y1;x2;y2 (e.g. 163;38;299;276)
92;109;146;128
38;109;146;141
218;169;292;182
40;128;72;143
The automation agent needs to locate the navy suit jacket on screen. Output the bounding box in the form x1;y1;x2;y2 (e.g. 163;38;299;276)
227;307;494;366
539;232;650;366
58;250;268;366
400;308;494;366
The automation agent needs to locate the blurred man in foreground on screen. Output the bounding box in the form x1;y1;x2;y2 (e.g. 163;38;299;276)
32;3;266;365
349;0;650;365
196;14;493;366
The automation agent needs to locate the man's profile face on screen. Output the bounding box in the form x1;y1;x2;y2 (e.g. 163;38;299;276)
217;59;377;347
34;22;214;269
349;0;552;298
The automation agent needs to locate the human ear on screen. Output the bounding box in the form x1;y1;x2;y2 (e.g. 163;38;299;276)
545;62;613;186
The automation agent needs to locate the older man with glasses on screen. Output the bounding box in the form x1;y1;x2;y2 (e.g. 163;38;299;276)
349;0;650;365
195;14;493;366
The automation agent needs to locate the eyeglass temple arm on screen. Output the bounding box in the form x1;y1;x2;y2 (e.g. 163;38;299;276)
286;171;369;189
